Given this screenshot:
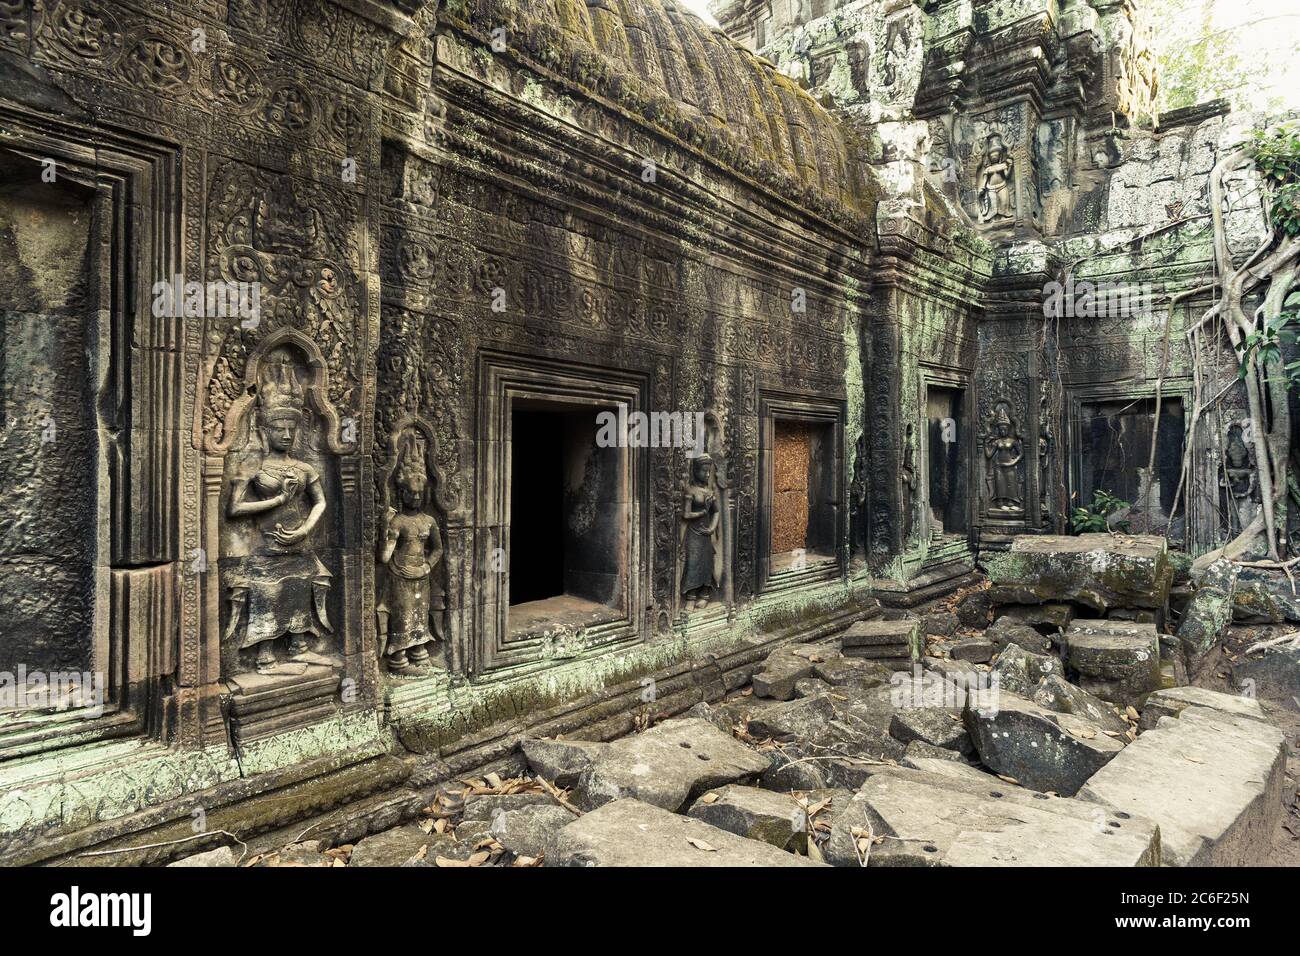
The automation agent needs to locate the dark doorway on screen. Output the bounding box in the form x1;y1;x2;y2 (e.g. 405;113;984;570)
507;401;628;635
509;408;565;605
926;386;967;535
1077;397;1185;538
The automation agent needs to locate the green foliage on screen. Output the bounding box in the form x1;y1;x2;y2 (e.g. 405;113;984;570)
1070;490;1131;534
1249;124;1300;237
1238;310;1300;390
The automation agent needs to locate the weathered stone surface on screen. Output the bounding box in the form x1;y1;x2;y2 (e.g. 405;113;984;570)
950;639;995;663
901;740;964;766
955;590;993;627
576;718;770;811
1031;674;1128;735
1065;620;1162;707
990;643;1063;696
1232;645;1300;703
823;767;1159;867
1080;706;1287;866
1138;686;1267;731
964;694;1125;795
688;785;804;848
167;846;237;867
985;535;1172;611
812;655;892;689
255;841;329;867
994;602;1075;634
1177;559;1238;669
489;804;574;859
461;792;552;822
549;799;824;867
752;643;832;700
889;707;972;754
760;744;829;792
793;677;834;699
522;737;608;788
1231;568;1300;623
348;823;437;867
923;611;958;636
986;617;1053;655
746;694;836;741
839;619;921;668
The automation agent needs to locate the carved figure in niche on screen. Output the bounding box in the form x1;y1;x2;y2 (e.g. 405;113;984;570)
377;428;446;674
849;430;868;565
881;19;910;88
976;134;1016;224
681;455;722;610
225;354;333;674
1223;422;1260;530
901;423;917;541
983;402;1025;513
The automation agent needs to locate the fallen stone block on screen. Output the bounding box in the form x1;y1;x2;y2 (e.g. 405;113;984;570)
812;655;892;689
461;791;551;822
759;743;829;792
549;799;824;867
167;846;237;868
889;706;971;754
793;677;833;699
688;785;804;848
1031;674;1128;735
1232;645;1300;705
923;611;958;637
753;643;832;700
994;602;1075;635
1177;559;1237;672
990;643;1062;696
1138;686;1267;731
522;737;608;788
950;639;995;663
1079;706;1287;866
964;693;1125;795
823;767;1158;867
901;740;964;766
1065;620;1162;707
986;617;1054;655
346;823;437;867
745;694;836;742
839;619;921;670
925;656;981;687
985;534;1172;612
955;590;992;628
1230;568;1300;623
576;718;770;812
489;804;577;860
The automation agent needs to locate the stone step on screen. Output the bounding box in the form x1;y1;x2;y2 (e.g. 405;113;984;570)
1078;706;1287;866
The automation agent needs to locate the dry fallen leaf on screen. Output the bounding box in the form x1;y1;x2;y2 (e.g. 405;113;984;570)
686;838;718;852
996;774;1020;785
698;792;720;804
1125;705;1140;721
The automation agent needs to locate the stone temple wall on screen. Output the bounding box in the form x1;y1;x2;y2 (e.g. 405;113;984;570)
0;0;1269;860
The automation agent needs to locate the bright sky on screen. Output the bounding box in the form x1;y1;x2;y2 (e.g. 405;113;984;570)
678;0;720;28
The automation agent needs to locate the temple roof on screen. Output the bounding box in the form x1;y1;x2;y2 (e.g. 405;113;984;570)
453;0;874;218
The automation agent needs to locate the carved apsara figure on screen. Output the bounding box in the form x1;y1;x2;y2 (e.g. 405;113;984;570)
976;134;1015;224
377;431;446;673
225;357;332;674
680;455;722;609
984;403;1024;513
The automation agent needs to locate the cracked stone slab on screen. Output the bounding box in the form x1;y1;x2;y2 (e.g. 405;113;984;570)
688;784;805;848
964;693;1125;795
1137;685;1267;731
1079;705;1287;866
575;718;770;812
1065;620;1162;707
985;534;1171;611
823;767;1158;867
549;799;825;867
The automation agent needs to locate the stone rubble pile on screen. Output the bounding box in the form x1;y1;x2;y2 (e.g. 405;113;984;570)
178;536;1288;869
